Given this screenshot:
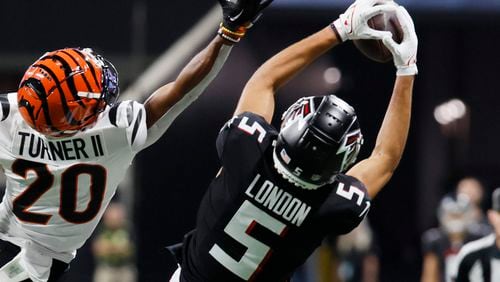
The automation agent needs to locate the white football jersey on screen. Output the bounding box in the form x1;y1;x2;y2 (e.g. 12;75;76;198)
0;92;147;263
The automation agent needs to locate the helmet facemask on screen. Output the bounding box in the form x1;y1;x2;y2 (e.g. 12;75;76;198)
97;55;120;108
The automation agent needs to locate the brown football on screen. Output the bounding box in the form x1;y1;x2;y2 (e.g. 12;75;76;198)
353;10;404;63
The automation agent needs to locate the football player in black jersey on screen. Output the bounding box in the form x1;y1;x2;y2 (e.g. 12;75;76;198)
169;0;418;281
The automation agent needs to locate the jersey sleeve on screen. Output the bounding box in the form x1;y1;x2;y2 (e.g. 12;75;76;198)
107;100;148;151
327;174;371;235
0;94;13;122
216;112;277;170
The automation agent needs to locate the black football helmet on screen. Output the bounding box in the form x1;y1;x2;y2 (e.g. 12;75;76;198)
273;95;363;189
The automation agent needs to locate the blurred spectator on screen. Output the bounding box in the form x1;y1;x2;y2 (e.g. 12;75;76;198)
421;193;489;282
453;188;500;281
92;203;136;282
335;219;379;282
456;177;487;225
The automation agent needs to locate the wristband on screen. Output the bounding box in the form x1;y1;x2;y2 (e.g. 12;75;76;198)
396;65;418;76
330;21;346;42
218;23;247;43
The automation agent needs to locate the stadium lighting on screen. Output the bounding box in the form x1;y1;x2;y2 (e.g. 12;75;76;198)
323;67;342;85
434;99;467;125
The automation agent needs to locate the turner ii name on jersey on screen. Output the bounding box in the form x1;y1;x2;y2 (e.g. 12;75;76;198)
14;131;106;161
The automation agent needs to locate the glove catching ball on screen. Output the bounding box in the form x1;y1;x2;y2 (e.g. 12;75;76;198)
353;9;403;63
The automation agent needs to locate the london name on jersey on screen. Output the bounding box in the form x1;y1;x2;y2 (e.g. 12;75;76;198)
14;131;106;161
244;173;311;227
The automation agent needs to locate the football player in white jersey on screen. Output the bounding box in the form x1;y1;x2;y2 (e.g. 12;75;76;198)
0;0;273;281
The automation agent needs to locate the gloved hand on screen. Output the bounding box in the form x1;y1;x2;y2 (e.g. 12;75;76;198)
332;0;398;42
381;6;418;76
218;0;274;43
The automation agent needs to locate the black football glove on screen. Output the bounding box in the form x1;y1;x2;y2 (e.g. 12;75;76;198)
218;0;274;42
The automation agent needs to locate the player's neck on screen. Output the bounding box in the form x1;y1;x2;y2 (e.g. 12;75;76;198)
496;234;500;250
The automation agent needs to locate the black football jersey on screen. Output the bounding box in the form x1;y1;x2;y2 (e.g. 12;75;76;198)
180;112;371;282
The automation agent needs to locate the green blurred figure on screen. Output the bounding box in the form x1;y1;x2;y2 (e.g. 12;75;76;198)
93;203;136;282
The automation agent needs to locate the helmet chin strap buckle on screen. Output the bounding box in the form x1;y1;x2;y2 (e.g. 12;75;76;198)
77;92;102;99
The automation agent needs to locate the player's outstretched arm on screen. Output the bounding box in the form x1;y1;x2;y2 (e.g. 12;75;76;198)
144;36;231;129
236;27;340;123
143;0;273;146
236;0;397;123
347;6;418;199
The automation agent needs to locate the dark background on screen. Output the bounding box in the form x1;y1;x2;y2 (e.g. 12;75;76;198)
1;1;500;281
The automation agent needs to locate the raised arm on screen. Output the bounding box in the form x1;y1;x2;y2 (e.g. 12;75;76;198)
143;0;273;147
236;1;398;123
347;76;413;198
144;36;231;129
346;6;418;198
236;27;340;123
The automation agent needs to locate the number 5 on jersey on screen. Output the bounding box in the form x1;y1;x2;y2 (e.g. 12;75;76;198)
237;116;266;143
336;182;370;217
209;200;287;280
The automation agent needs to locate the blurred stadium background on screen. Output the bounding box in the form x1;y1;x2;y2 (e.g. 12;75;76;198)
1;0;500;281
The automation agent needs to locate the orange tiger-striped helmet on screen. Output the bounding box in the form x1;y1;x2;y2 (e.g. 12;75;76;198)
17;48;119;137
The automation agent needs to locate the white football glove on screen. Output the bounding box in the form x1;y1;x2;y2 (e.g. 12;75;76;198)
382;6;418;76
332;0;398;42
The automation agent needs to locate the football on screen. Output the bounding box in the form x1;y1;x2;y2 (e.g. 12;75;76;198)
353;9;404;63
